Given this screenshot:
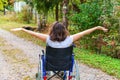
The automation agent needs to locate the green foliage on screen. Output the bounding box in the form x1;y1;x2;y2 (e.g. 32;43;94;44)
68;0;120;59
0;0;3;10
71;2;101;30
0;0;8;10
5;5;32;24
17;5;31;23
33;0;62;14
7;5;14;11
100;1;120;58
0;8;32;24
69;0;113;32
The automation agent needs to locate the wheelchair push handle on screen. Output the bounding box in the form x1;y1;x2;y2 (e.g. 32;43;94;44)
42;50;45;54
39;50;45;59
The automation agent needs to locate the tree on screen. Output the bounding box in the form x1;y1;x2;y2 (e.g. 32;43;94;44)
8;0;14;5
32;0;63;31
62;0;69;28
24;0;33;20
24;0;74;30
55;3;59;21
0;0;3;10
0;0;8;15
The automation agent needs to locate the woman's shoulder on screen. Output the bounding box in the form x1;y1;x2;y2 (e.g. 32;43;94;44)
64;36;73;43
46;36;73;48
47;35;73;41
67;36;73;41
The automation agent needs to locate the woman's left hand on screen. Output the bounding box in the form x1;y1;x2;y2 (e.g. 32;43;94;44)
97;26;108;32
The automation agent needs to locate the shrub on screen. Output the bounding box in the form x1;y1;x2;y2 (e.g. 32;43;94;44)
68;0;120;59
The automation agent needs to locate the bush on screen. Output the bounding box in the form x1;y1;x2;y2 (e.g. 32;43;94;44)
1;5;33;24
68;0;120;59
16;5;31;24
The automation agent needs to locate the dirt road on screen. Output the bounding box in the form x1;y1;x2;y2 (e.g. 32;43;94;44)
0;29;118;80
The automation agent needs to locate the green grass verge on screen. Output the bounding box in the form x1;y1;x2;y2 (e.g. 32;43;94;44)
0;17;120;79
74;48;120;79
0;17;46;47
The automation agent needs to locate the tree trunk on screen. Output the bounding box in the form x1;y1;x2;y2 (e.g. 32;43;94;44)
30;7;33;20
41;15;46;28
60;3;63;19
118;19;120;43
55;4;59;21
37;14;42;31
34;10;37;24
27;7;30;24
62;0;69;28
3;5;6;15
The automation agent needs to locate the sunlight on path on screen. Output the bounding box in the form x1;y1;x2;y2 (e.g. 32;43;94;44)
0;29;43;80
0;51;11;79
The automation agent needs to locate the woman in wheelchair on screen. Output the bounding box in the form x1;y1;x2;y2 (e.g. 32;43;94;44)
11;21;108;80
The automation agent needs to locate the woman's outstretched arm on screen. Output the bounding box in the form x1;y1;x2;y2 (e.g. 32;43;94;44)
11;28;48;42
71;26;108;42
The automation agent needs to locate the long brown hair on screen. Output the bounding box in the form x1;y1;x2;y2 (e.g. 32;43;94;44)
49;21;69;42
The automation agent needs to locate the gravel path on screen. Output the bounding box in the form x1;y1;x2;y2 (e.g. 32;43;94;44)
0;29;118;80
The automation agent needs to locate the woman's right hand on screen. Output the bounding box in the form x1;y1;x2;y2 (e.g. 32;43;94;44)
11;28;24;31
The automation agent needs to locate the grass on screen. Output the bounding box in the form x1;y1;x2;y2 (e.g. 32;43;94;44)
0;15;46;47
0;15;120;79
74;48;120;79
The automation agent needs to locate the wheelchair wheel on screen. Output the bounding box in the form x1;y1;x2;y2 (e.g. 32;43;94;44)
72;60;80;80
36;58;43;80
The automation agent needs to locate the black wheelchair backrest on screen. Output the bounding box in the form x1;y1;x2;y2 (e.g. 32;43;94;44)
45;45;73;71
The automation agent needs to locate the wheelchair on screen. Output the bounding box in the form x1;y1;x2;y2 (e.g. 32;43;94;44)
36;45;80;80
